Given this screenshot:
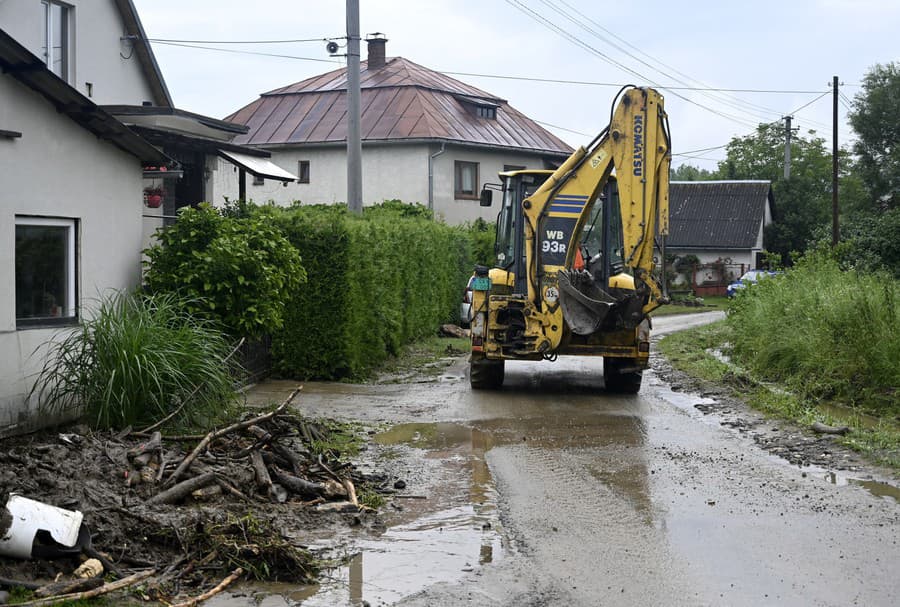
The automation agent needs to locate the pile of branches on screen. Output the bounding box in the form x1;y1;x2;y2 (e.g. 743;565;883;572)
0;387;390;605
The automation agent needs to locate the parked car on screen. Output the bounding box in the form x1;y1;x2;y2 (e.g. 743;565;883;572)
726;270;780;298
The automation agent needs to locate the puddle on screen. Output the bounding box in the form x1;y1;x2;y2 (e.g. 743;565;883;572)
823;470;900;503
815;402;884;430
205;422;502;606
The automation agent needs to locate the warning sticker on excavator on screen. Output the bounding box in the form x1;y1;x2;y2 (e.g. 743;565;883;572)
590;149;608;169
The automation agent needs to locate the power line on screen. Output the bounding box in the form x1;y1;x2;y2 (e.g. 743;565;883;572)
148;37;338;45
503;0;763;129
533;119;590;137
538;0;782;123
440;70;827;93
148;40;342;64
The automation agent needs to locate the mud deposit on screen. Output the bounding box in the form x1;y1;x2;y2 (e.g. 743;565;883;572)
0;412;386;604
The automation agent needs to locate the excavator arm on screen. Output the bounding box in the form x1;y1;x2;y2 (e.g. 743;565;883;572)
520;86;671;349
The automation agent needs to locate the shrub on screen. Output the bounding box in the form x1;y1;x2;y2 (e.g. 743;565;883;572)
272;202;472;379
727;251;900;413
32;291;240;430
143;203;306;337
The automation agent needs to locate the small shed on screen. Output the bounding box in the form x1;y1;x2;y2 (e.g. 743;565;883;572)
667;180;774;295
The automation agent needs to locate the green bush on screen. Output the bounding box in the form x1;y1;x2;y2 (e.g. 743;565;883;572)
143;203;306;337
272;202;473;379
32;291;239;430
727;251;900;413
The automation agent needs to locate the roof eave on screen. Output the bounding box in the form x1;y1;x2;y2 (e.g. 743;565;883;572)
246;137;572;158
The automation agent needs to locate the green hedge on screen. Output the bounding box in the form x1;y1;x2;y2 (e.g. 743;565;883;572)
273;202;477;379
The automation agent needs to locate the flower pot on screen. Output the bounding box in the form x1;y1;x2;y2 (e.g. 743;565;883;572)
146;194;163;208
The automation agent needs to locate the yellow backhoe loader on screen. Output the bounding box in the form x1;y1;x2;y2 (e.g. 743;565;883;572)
469;86;671;392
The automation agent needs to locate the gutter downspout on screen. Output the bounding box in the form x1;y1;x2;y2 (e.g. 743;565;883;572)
427;142;446;213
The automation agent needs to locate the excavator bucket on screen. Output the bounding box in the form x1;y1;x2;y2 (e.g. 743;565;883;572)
557;269;616;335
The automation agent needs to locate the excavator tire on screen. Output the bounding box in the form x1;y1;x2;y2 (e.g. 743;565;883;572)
603;358;642;394
470;357;505;390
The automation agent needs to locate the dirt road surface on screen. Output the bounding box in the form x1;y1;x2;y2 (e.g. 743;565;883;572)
217;312;899;607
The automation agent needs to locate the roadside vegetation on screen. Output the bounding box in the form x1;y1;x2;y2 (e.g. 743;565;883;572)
660;253;900;468
33;291;239;430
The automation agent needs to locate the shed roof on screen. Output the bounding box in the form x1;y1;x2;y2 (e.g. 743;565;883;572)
667;181;773;249
225;57;572;156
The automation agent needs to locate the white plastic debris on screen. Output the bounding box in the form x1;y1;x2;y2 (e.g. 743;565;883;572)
0;494;84;559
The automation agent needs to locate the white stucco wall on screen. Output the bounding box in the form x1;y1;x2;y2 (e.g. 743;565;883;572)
0;0;158;105
0;74;145;434
208;142;557;225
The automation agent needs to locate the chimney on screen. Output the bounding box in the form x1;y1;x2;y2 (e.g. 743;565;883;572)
366;33;388;69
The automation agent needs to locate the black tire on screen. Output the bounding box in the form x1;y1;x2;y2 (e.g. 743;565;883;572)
470;357;505;390
603;358;642;394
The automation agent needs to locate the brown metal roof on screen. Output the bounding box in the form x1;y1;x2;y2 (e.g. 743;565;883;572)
225;57;572;155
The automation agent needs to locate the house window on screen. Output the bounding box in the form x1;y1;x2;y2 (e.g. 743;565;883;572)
476;106;496;119
297;161;310;183
42;1;70;81
15;216;77;327
253;175;265;186
455;161;479;199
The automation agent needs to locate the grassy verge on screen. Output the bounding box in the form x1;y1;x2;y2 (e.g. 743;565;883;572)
651;295;729;317
373;335;469;381
659;320;900;469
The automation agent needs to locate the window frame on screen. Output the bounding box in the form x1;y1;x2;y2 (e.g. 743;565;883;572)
252;174;265;186
454;160;479;200
15;215;78;329
41;0;70;82
297;160;310;184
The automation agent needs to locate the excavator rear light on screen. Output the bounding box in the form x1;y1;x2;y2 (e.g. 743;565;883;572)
639;341;650;353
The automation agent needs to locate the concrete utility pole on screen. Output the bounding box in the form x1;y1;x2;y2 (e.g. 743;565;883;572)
832;75;840;247
783;115;792;180
346;0;363;213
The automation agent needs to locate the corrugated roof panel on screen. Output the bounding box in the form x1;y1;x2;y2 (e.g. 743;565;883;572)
268;94;318;143
667;182;771;248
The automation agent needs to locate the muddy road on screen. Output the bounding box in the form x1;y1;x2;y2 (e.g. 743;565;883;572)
220;312;899;606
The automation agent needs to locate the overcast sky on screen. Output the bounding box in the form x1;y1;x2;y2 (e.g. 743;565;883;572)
133;0;899;171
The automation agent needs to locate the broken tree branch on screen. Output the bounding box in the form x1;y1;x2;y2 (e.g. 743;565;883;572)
136;338;246;436
170;567;243;607
164;387;301;488
13;568;156;607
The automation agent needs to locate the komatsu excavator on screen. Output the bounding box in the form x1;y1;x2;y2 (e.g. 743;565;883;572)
468;86;671;393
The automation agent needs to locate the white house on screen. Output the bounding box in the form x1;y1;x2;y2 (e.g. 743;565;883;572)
0;0;175;435
214;36;573;224
666;180;775;294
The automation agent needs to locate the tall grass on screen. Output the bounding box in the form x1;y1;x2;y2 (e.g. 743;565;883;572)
726;253;900;413
32;291;240;430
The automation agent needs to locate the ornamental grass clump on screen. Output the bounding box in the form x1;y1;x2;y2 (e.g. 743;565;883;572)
32;291;240;430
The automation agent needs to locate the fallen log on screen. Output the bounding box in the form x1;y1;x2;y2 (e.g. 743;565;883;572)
171;567;243;607
164;387;301;487
811;421;851;435
270;468;324;497
248;425;305;474
34;576;104;598
148;472;217;505
127;431;161;469
12;568;156;607
250;450;272;493
0;576;41;591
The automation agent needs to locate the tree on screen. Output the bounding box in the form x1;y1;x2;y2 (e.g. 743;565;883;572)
848;62;900;211
712;122;843;262
670;163;714;181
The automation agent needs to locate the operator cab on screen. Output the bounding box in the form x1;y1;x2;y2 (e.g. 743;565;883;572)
483;170;626;297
